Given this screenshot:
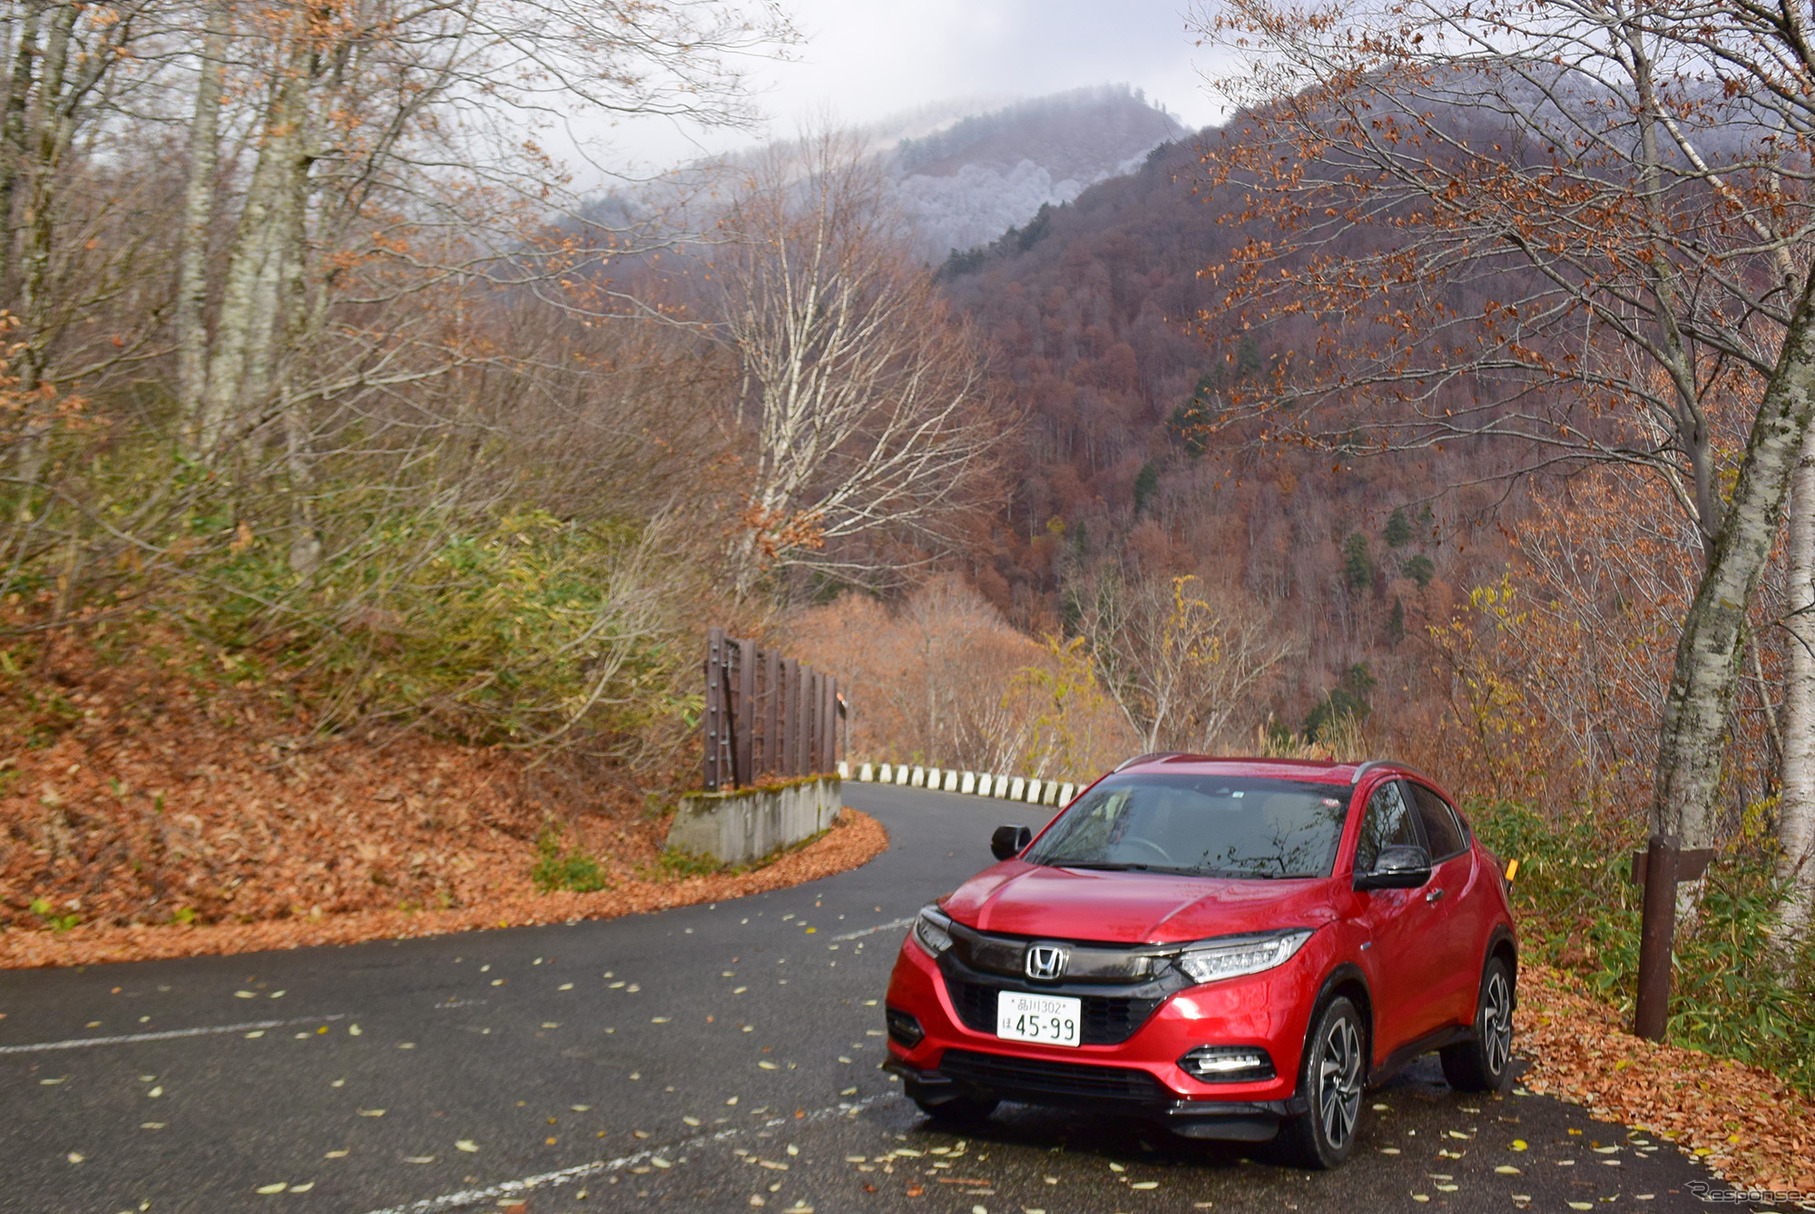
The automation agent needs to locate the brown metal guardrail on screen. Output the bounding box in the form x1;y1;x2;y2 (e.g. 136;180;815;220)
702;626;845;791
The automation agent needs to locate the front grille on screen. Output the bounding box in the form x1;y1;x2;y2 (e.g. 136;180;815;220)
940;1048;1163;1103
945;976;1162;1045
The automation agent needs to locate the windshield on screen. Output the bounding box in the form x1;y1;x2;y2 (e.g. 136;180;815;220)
1024;774;1350;879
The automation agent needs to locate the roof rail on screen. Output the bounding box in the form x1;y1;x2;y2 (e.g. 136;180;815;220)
1350;758;1444;788
1114;751;1186;773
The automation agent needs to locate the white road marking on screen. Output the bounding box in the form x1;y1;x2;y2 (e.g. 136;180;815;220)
830;917;914;942
358;1095;895;1214
0;1014;351;1055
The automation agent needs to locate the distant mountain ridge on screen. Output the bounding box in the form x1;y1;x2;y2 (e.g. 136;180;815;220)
884;86;1185;261
581;86;1184;266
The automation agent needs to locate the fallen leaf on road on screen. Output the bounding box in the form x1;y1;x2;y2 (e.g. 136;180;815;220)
456;1140;478;1153
256;1182;286;1194
357;1108;385;1117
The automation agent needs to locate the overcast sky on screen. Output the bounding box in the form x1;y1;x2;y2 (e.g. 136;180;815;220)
598;0;1226;175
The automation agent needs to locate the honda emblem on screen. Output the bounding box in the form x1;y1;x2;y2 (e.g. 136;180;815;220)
1024;943;1068;981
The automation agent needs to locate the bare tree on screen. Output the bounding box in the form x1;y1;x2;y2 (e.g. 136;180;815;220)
1076;571;1294;753
712;132;999;596
1198;0;1815;925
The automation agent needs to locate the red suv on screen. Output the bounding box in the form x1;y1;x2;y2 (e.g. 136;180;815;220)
883;756;1517;1168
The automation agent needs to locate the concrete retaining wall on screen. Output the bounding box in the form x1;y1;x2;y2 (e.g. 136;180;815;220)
666;777;843;866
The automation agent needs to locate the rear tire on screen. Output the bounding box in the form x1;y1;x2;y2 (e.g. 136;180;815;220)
1441;955;1515;1093
1278;995;1365;1169
910;1090;999;1127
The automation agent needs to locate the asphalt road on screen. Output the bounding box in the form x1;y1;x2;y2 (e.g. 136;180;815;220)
0;783;1767;1213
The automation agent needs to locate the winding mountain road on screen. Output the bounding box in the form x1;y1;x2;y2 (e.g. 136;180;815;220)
1;784;1750;1212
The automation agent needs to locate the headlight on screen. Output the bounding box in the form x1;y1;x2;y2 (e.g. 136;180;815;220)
1172;928;1313;984
911;904;954;957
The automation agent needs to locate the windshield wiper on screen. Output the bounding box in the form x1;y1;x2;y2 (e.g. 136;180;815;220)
1051;862;1201;875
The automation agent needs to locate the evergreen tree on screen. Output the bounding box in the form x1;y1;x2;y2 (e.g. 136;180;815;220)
1133;462;1159;515
1387;595;1406;646
1167;374;1218;457
1403;553;1435;589
1384;507;1412;548
1303;663;1376;741
1341;532;1373;590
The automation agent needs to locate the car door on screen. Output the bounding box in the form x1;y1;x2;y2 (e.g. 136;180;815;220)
1407;780;1481;1030
1349;777;1446;1059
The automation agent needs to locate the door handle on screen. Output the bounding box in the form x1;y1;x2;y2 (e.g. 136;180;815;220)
1425;888;1445;904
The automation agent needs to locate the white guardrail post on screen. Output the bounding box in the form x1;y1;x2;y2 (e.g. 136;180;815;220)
848;760;1084;807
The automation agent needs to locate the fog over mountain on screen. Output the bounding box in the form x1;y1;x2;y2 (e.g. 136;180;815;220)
883;86;1185;261
584;86;1186;266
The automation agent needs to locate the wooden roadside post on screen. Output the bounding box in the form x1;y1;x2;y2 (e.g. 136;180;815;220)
1630;835;1715;1041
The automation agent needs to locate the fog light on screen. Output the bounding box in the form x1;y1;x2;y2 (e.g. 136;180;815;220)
886;1007;924;1049
1179;1045;1275;1082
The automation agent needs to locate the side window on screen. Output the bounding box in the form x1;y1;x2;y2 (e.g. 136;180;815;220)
1354;780;1418;873
1409;783;1467;860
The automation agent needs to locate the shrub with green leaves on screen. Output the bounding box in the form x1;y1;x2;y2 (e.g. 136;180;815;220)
198;507;697;754
529;826;610;894
1472;801;1815;1097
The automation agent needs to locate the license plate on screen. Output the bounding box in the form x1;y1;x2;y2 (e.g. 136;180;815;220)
996;991;1081;1047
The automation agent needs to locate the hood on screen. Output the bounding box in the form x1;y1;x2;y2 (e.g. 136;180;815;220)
940;861;1337;944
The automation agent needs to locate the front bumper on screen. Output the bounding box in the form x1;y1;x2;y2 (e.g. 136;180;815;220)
885;928;1329;1141
883;1052;1307;1140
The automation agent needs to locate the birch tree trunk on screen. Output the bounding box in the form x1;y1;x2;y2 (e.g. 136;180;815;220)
12;0;76;498
0;0;42;285
194;31;310;459
1655;272;1815;888
176;4;229;435
1777;424;1815;939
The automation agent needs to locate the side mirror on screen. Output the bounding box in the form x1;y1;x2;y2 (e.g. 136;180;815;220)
1355;844;1432;891
991;824;1033;861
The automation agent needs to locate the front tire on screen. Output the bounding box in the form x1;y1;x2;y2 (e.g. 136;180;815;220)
1278;995;1365;1169
1441;955;1515;1093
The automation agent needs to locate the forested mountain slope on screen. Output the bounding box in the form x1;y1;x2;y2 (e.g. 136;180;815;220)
934;128;1536;734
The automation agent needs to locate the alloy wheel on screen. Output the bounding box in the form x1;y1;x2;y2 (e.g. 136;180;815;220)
1482;969;1513;1076
1316;1012;1363;1149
